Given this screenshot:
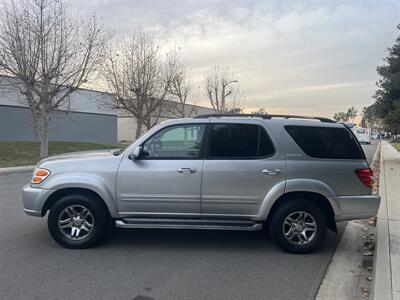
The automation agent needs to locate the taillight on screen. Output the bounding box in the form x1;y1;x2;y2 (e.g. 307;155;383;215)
355;168;373;188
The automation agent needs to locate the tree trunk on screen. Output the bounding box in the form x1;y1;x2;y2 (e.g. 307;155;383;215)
135;117;143;140
221;85;226;112
39;119;49;158
40;131;49;158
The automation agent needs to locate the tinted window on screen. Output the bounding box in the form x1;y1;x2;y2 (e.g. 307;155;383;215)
142;124;205;158
285;125;365;159
208;124;275;158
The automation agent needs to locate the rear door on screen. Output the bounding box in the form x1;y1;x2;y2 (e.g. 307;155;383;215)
201;120;286;218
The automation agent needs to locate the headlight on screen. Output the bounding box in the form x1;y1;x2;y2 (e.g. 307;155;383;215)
31;168;51;184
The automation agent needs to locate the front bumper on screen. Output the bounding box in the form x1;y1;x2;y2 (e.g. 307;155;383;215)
330;194;381;221
22;184;55;217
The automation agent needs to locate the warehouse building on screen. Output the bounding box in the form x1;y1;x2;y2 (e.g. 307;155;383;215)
0;75;214;144
0;76;117;144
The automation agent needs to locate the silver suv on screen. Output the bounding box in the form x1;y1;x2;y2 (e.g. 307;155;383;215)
22;114;380;253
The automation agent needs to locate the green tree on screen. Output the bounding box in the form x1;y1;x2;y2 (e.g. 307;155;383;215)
346;106;358;122
373;24;400;134
361;104;382;129
333;106;357;122
333;112;348;122
226;108;243;114
251;108;267;115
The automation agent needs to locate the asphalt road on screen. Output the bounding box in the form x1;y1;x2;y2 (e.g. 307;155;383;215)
362;140;378;166
0;142;377;300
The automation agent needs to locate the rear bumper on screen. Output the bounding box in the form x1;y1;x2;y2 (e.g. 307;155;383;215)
22;184;55;217
330;194;381;221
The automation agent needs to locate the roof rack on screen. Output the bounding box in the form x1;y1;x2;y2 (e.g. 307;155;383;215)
194;113;336;123
194;113;269;119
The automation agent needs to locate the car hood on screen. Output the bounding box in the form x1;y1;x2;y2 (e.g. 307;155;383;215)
37;149;120;166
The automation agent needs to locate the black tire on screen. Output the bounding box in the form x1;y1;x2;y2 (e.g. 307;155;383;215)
47;194;110;249
269;199;327;254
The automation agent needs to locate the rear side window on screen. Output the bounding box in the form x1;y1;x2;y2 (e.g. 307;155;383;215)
208;123;275;159
285;125;365;159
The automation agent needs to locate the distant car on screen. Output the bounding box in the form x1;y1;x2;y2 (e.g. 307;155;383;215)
22;114;380;253
352;127;371;144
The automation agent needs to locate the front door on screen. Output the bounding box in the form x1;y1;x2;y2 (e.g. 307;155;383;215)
201;122;286;218
116;123;206;217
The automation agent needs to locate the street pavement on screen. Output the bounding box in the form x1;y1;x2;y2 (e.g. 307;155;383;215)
0;142;377;300
362;141;378;167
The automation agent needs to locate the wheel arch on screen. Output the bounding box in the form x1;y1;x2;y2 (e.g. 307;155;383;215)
266;191;337;233
42;187;115;218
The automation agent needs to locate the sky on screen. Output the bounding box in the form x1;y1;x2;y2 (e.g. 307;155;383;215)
65;0;400;119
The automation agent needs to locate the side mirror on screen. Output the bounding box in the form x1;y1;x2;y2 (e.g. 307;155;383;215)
129;146;142;160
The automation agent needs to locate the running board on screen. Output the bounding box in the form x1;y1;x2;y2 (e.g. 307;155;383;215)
115;218;263;231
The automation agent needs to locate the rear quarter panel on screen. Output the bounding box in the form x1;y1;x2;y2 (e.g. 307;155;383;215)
286;159;371;196
267;120;372;196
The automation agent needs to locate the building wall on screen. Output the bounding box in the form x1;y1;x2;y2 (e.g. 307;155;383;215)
0;105;117;144
0;75;118;144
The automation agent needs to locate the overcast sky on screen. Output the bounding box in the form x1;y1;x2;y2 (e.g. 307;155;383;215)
66;0;400;118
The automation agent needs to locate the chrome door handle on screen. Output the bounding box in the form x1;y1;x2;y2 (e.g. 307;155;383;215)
177;168;197;174
262;169;281;175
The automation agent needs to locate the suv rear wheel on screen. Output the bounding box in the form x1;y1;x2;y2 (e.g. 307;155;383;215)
269;199;327;254
47;194;110;249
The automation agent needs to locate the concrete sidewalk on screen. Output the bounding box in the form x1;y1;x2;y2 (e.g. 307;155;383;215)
373;141;400;300
0;165;35;175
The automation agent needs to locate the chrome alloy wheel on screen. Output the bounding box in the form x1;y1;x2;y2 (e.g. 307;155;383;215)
282;211;317;245
57;205;94;240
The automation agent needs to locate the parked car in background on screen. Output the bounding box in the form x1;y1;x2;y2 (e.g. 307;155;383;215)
22;114;380;254
352;127;371;144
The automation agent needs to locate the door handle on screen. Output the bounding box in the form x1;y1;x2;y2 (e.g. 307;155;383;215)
177;168;197;174
262;169;282;175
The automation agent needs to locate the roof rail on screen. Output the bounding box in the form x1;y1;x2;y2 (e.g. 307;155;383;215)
266;114;336;123
194;113;336;123
194;113;269;119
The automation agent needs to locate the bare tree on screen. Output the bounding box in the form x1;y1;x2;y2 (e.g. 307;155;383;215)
165;48;197;118
0;0;105;157
103;29;168;139
204;64;243;112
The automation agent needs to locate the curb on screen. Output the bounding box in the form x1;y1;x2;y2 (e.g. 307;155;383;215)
372;141;400;300
0;165;35;175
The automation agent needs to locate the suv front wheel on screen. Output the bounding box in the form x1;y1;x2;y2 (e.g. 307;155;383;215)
269;199;327;254
47;194;110;249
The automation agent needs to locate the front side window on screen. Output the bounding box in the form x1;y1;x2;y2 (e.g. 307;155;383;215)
142;124;206;158
208;123;275;159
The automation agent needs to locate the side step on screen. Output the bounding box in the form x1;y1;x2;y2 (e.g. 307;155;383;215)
115;218;263;231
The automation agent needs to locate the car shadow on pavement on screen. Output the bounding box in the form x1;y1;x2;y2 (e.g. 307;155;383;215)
100;227;340;254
